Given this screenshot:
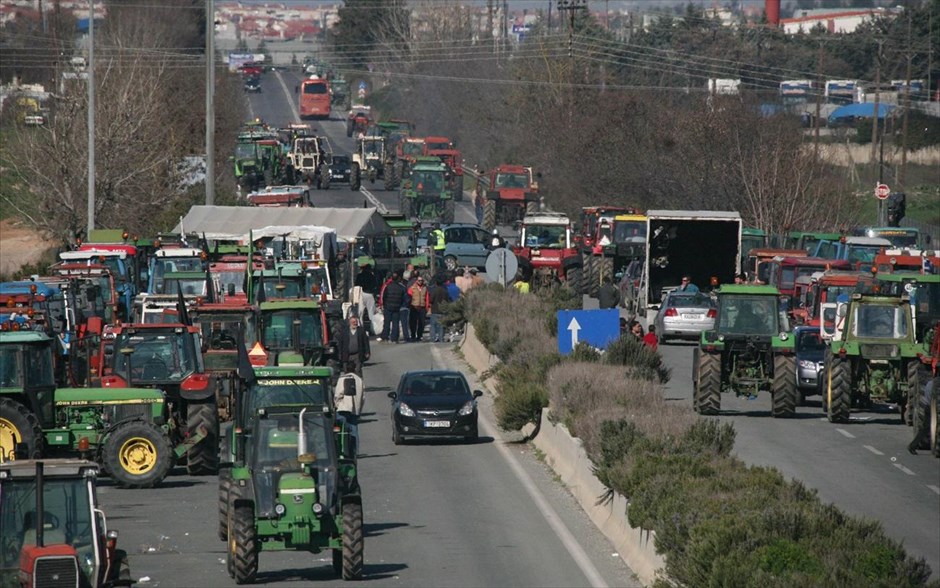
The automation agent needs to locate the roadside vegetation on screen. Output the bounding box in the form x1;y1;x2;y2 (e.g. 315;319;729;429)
462;285;933;586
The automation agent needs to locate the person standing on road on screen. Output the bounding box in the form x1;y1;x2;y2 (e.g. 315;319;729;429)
643;324;659;350
444;274;460;301
379;271;406;343
598;275;621;309
354;262;377;295
678;276;700;293
429;277;450;342
408;276;431;341
339;316;370;377
430;224;446;254
455;268;472;294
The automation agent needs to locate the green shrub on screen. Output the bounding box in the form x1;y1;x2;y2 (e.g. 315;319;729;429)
679;419;736;458
493;375;548;431
604;336;671;383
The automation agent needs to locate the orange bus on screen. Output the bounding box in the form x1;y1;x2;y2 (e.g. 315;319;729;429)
299;77;331;120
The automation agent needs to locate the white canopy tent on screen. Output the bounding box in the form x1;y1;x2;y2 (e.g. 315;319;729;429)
174;205;392;242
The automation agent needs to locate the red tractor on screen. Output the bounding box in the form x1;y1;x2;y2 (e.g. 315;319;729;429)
94;322;219;474
575;206;633;250
346;106;373;138
512;213;583;292
482;164;540;231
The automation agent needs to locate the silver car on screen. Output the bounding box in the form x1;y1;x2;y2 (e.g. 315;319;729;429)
794;326;826;401
654;291;716;343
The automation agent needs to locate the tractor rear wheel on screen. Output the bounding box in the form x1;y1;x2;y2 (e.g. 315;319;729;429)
319;164;331;190
384;169;395;191
565;265;582;296
443;199;455;224
342;502;364;580
905;360;921;426
525;200;539;216
929;379;939;458
0;397;42;461
454;175;464;202
186;401;219;475
694;349;721;415
218;468;232;541
482;200;496;232
103;421;173;488
825;352;851;423
771;355;798;418
350;164;361;190
400;196;413;219
230;503;258;584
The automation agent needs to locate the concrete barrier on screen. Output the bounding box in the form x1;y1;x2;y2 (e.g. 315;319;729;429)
458;323;665;585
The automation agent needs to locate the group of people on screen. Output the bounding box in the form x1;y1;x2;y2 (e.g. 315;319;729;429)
620;317;658;350
375;264;485;344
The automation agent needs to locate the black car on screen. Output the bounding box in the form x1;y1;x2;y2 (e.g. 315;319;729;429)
330;154;352;184
244;76;262;93
388;370;482;444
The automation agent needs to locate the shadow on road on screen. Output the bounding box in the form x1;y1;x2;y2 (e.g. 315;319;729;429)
364;521;411;538
399;436;494;446
357;452;397;459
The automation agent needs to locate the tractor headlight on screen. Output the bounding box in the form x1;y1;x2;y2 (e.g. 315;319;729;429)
274;503;286;516
399;402;415;417
779;332;789;341
312;502;324;516
458;401;475;416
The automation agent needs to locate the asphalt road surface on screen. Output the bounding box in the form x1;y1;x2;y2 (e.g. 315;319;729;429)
97;341;638;587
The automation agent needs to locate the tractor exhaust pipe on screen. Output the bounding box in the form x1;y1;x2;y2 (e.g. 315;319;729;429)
297;408;307;458
35;462;44;547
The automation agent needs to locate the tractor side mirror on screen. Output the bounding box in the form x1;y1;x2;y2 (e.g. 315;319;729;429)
344;377;356;397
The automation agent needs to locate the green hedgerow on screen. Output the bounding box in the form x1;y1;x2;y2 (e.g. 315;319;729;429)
604;335;671;383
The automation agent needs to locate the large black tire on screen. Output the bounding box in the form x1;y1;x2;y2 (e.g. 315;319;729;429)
581;253;595;297
565;265;582;295
443;255;459;272
230;503;258;584
929;378;939;458
442;199;455;224
905;360;920;426
825;353;851;423
771;355;798;418
392;425;402;446
482;200;496;231
694;350;721;415
454;175;464;202
350;164;361;190
384;169;395;191
0;397;42;461
525;200;539;216
102;421;173;489
319;164;331;190
342;502;364;580
115;549;131;582
400;195;413;219
186;401;219;475
218;468;232;541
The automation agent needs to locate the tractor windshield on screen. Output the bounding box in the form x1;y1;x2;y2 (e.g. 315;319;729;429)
495;173;528;188
247;378;329;415
113;330;198;383
412;171;443;194
0;476;96;583
852;305;909;339
523;225;567;248
160;278;207;296
402;142;424;156
235;143;256;159
213;271;245;296
198;313;256;351
261;310;323;351
0;342;54;389
257;278;303;299
252;413;333;470
846;245;881;266
613;221;646;242
363;141;382;157
718;295;779;336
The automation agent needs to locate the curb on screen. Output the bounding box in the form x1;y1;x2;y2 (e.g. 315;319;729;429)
459;323;665;586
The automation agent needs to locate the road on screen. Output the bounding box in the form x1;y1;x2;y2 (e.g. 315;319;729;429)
98;343;637;587
94;73;639;587
657;339;940;576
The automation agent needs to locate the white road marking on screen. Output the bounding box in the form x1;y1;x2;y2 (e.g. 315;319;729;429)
892;463;916;476
928;485;940;496
863;445;884;456
274;71;301;122
430;346;608;588
836;428;855;439
360;187;388;214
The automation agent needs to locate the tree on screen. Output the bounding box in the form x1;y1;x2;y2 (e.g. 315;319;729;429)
330;0;410;69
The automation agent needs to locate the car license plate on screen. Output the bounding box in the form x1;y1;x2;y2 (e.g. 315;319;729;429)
424;420;450;428
682;314;703;320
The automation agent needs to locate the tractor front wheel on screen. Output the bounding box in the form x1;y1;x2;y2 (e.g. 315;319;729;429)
218;468;232;541
929;379;939;458
905;360;921;426
341;502;364;580
0;397;42;461
482;200;496;232
102;421;173;488
186;401;220;475
319;164;331;190
350;164;361;190
771;355;798;418
694;349;721;415
825;352;851;423
443;199;455;224
230;503;258;584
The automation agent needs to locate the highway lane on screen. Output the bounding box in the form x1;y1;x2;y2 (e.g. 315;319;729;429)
96;340;638;587
655;339;940;576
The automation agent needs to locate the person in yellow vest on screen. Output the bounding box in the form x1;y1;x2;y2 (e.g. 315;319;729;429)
513;275;530;294
430;223;446;252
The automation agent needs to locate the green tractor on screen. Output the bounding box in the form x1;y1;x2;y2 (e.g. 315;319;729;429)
233;139;263;192
693;285;798;417
820;291;926;424
398;157;454;224
259;300;339;369
221;371;362;583
0;330;199;488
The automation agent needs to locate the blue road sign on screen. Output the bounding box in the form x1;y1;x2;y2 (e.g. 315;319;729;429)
557;309;621;355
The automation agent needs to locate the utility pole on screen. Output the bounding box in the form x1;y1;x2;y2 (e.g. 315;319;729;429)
86;0;95;237
487;0;494;53
547;1;552;34
205;0;215;205
813;40;823;159
869;38;883;164
502;0;509;52
899;4;913;190
556;0;587;58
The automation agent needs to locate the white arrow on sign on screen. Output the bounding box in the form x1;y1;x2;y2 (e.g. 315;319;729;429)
567;317;581;349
